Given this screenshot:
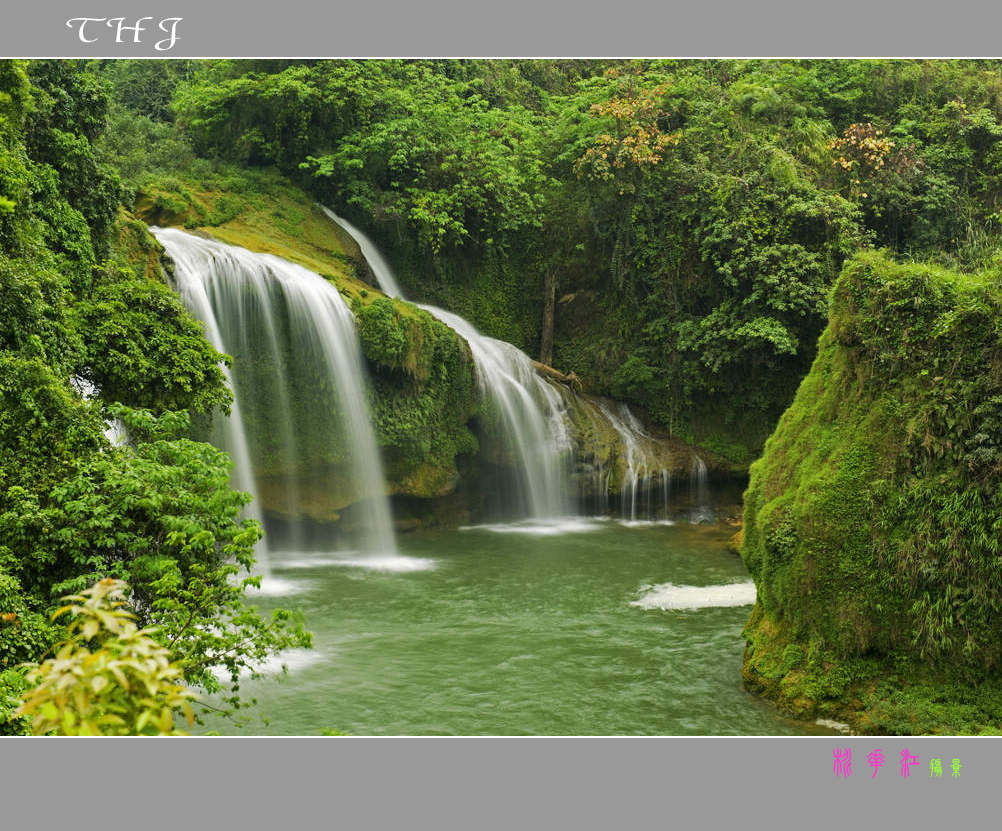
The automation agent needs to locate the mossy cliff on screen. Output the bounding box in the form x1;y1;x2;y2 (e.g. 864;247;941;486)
741;249;1002;734
129;172;480;516
134;167;374;301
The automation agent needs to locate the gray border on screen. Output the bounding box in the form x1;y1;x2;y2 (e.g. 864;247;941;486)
1;0;1002;57
0;736;991;826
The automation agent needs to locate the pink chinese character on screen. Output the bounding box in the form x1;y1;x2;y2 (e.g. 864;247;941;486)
900;748;918;777
867;748;885;779
833;747;852;778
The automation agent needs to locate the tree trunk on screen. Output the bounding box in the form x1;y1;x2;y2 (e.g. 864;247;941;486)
540;270;556;367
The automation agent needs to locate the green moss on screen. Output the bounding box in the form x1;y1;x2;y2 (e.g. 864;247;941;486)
356;297;480;497
741;249;1002;733
110;208;166;282
132;165;378;303
358;299;411;369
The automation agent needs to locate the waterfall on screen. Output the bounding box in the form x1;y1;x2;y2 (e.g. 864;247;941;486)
324;207;572;520
322;207;713;526
595;401;673;522
420;305;572;518
152;227;398;564
690;454;712;523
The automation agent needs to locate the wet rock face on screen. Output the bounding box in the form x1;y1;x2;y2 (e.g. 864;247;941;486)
562;388;729;493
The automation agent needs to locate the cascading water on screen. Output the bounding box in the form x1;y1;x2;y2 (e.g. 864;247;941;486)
326;212;405;300
152;227;398;565
324;207;573;521
689;454;712;523
323;208;718;527
596;401;673;522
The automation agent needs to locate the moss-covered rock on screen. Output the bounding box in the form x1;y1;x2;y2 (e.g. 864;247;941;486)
111;208;167;282
131;171;482;510
741;249;1002;734
354;296;479;499
133;166;377;303
562;389;737;497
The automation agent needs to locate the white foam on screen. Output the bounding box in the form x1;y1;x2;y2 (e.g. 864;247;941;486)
616;519;676;528
319;555;436;572
460;518;607;536
265;551;436;572
631;581;756;610
211;648;323;681
245;575;307;596
272;554;362;569
815;718;852;734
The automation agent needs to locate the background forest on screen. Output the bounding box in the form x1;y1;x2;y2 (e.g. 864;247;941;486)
108;59;1002;460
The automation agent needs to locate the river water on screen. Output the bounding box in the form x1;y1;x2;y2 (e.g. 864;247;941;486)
205;519;827;735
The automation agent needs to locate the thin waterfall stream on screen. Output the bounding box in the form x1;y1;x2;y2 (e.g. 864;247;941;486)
324;208;574;522
596;400;674;523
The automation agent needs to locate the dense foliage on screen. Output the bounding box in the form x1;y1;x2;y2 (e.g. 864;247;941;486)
9;57;1002;734
0;60;308;734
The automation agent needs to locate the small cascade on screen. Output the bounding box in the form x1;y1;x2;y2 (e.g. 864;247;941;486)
71;377;130;448
102;418;129;447
324;207;572;520
153;227;398;564
325;211;405;300
689;454;713;523
595;401;673;522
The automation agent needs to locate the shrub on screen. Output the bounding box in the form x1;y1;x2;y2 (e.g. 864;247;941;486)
15;578;195;736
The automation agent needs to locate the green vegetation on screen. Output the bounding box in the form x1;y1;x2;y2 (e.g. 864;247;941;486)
144;59;1002;464
15;579;195;736
742;250;1002;733
9;57;1002;733
118;162;482;509
93;87;487;504
0;60;308;734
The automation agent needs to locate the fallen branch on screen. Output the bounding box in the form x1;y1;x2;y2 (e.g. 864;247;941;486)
532;361;583;391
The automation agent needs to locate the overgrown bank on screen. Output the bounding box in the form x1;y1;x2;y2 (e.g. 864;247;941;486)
741;250;1002;734
0;60;311;734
